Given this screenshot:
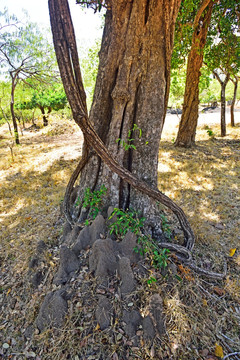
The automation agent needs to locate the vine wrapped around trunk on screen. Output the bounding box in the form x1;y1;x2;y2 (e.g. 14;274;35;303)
48;0;226;279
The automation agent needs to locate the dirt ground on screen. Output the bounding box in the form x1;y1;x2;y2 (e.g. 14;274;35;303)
0;108;239;359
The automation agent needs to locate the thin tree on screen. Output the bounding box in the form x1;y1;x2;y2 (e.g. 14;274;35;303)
205;34;240;136
174;0;215;148
0;13;58;143
229;74;239;127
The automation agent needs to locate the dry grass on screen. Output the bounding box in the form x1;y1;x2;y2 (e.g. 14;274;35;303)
0;111;239;359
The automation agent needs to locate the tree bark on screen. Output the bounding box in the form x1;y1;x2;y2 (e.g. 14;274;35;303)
10;73;20;145
175;0;214;148
230;75;238;127
213;70;230;137
49;0;197;248
220;76;229;137
76;0;181;219
39;105;48;126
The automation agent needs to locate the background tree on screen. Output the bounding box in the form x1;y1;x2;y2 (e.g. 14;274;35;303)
174;0;215;148
204;0;239;136
205;34;240;136
0;80;12;134
18;83;68;126
81;40;101;110
229;74;239;127
0;11;58;143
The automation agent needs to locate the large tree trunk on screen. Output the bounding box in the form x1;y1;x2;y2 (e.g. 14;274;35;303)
49;0;197;248
175;0;214;148
230;76;238;127
10;74;20;145
76;0;180;222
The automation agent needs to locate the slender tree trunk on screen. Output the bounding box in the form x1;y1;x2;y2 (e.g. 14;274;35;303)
220;79;228;136
10;73;20;145
39;106;48;126
230;76;238;127
175;0;214;148
213;71;230;137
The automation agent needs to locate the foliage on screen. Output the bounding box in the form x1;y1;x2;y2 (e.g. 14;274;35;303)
0;81;11;123
116;123;143;151
0;12;57;81
136;234;170;271
108;208;170;271
160;213;172;239
108;208;145;238
81;40;101;110
17;83;67;114
205;126;215;138
204;0;240;77
170;0;240;108
81;185;107;224
76;0;107;13
0;10;58;141
171;0;200;69
169;68;186;107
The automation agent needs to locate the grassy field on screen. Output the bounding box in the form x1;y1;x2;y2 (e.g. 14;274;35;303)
0;110;239;359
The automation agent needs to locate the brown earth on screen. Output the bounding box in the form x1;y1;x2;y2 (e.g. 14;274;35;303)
0;110;239;359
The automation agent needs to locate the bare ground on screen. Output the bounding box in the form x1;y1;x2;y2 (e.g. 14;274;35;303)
0;109;239;359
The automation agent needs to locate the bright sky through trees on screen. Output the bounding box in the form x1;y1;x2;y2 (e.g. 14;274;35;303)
1;0;102;46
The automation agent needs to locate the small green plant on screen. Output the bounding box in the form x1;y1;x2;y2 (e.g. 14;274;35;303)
206;128;214;137
147;276;157;285
78;185;107;224
108;208;145;237
160;213;171;239
136;234;170;270
116;123;143;151
205;125;215;138
108;208;170;271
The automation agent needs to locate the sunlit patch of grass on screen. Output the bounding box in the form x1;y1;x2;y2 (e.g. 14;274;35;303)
158;114;240;253
0;117;81;269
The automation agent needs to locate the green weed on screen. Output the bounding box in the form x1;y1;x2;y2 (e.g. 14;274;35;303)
76;185;107;224
108;207;170;271
116;123;143;151
108;208;145;237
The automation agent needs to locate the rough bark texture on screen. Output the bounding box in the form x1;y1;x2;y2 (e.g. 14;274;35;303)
78;0;180;218
49;0;197;250
35;2;226;339
175;0;214;148
213;71;230;137
230;76;238;127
